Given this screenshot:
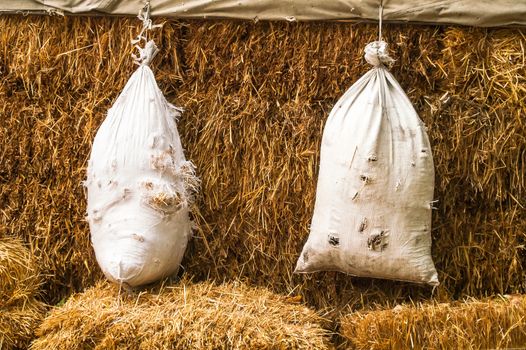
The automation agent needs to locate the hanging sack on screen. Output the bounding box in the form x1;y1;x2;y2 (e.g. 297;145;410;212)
295;40;438;285
86;23;198;287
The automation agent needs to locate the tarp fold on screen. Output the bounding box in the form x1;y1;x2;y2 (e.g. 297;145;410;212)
2;0;525;27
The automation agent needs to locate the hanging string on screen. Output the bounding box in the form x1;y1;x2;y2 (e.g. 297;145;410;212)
364;0;394;67
131;0;163;66
131;0;163;45
378;0;383;42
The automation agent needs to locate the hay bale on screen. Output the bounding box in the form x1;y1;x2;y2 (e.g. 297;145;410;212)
0;237;47;349
1;15;524;311
432;207;525;297
1;300;47;350
31;280;332;350
0;237;41;306
430;27;526;205
428;27;526;298
339;294;526;349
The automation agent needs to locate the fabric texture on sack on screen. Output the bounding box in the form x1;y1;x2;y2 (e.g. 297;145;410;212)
295;41;438;286
86;40;198;288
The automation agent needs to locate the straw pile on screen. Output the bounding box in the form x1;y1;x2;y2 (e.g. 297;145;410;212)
1;15;524;312
340;294;526;349
0;237;47;349
31;280;332;350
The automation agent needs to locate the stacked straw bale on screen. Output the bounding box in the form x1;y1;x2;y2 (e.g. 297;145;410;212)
0;237;47;349
0;16;524;312
31;280;332;350
340;294;526;349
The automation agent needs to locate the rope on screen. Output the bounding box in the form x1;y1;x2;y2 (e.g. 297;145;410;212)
364;0;394;68
379;0;383;42
131;0;163;66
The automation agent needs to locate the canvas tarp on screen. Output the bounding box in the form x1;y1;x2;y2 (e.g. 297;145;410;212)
2;0;525;27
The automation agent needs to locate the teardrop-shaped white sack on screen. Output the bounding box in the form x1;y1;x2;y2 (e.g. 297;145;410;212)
295;41;438;285
86;44;198;287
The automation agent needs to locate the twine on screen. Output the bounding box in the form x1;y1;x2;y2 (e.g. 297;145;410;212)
131;1;162;66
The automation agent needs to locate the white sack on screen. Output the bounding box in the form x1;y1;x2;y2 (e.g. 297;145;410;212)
295;41;438;285
86;41;197;288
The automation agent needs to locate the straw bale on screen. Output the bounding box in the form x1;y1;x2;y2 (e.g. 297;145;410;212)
0;237;47;349
430;27;526;205
0;236;41;307
340;294;526;349
1;15;524;312
432;206;525;298
427;27;526;298
1;299;47;350
31;280;332;350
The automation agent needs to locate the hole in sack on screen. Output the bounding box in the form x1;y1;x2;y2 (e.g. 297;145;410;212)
141;181;186;215
360;175;369;183
150;151;177;173
328;234;340;247
148;192;183;211
367;230;389;251
358;218;367;233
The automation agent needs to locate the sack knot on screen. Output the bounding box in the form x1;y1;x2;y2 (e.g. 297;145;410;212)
364;41;395;67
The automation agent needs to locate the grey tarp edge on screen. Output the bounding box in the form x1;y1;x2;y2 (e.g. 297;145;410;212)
1;0;526;27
